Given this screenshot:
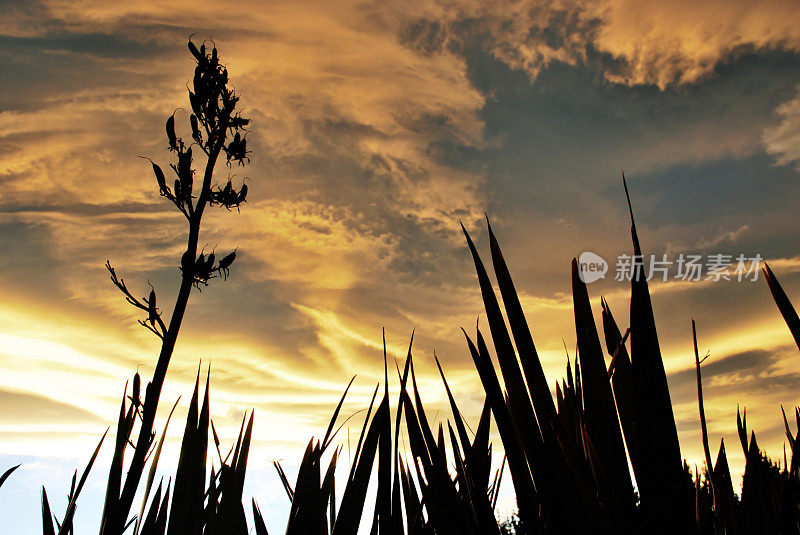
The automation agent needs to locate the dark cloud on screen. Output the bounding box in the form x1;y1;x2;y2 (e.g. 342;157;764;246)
2;2;800;514
0;32;166;59
0;221;67;300
669;348;786;397
399;19;449;56
642;154;800;247
399;43;800;308
0;31;176;112
0;201;165;215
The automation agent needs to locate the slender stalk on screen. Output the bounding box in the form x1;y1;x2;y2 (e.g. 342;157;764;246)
694;319;723;535
116;130;228;524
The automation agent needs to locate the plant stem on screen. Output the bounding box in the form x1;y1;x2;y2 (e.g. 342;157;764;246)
115;126;227;527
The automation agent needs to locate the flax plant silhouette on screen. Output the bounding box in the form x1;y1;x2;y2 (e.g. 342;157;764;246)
19;37;800;535
40;38;252;535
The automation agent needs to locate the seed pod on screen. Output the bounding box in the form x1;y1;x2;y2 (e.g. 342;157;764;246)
237;183;248;203
151;161;168;194
166;114;177;151
188;40;202;61
211;47;217;65
190;114;201;142
205;253;215;271
224;95;237;115
230;116;249;129
193;70;204;97
218;250;236;270
148;288;157;326
132;372;141;406
189;91;202;118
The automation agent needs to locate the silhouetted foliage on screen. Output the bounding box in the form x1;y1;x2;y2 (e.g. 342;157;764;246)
22;39;800;535
38;37;253;535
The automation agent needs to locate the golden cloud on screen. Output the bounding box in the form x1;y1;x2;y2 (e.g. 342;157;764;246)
1;0;800;500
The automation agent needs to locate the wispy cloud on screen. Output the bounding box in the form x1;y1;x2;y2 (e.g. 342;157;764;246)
1;1;800;522
764;86;800;167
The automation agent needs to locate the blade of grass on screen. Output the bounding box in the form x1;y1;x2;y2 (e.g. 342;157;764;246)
623;175;689;533
138;479;163;535
763;262;800;351
252;499;269;535
333;393;387;535
487;220;557;435
323;376;356;451
0;464;19;490
464;328;537;529
58;428;108;535
135;397;180;535
42;487;56;535
601;298;642;487
571;258;634;519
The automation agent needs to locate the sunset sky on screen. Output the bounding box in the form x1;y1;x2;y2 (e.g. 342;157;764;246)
3;0;800;531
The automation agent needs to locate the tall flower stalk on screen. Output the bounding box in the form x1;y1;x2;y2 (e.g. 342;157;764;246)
99;38;251;534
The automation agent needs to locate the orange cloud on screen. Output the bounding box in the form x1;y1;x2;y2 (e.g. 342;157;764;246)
2;0;800;506
588;0;800;87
